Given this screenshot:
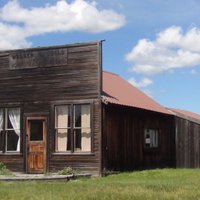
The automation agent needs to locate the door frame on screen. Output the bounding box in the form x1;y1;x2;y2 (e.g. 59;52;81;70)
25;115;47;174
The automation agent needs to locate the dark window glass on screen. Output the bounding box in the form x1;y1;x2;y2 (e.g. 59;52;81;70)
74;105;81;127
0;131;4;151
7;130;19;151
30;120;43;141
66;130;71;151
7;117;13;129
74;129;81;150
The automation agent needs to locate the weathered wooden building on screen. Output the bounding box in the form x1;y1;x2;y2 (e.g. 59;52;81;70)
168;108;200;168
0;41;102;175
102;72;176;171
1;41;199;175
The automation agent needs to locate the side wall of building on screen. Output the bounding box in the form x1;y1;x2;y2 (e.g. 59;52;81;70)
102;104;176;172
175;117;200;168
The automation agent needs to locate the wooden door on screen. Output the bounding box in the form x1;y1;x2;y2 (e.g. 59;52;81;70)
27;117;46;174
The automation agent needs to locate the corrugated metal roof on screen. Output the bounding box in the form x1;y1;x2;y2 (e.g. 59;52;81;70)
168;108;200;124
102;71;172;115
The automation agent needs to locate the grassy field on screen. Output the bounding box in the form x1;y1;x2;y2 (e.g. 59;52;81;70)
0;169;200;200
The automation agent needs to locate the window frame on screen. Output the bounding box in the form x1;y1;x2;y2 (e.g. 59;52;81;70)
54;103;92;154
0;107;21;154
144;128;159;149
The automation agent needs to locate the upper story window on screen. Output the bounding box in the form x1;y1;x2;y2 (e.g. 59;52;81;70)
0;108;21;153
55;104;91;153
144;128;158;148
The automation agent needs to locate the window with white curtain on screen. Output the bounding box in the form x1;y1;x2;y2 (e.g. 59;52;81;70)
0;108;21;153
55;105;71;152
0;109;3;152
74;105;91;152
55;104;91;153
144;129;158;148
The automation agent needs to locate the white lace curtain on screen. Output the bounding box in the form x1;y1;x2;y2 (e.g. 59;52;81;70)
0;109;3;130
81;105;91;151
56;106;69;151
56;106;69;128
8;108;20;151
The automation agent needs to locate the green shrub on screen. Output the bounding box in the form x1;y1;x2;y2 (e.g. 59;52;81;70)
0;162;12;175
58;167;79;175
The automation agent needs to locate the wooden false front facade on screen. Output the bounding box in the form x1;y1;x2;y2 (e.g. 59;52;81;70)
102;104;176;171
0;41;102;175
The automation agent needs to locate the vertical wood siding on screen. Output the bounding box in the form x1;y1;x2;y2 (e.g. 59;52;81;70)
176;117;200;168
102;104;175;171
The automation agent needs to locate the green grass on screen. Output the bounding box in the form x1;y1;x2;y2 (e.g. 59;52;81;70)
1;169;200;199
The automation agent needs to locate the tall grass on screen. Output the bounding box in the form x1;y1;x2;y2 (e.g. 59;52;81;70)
0;169;200;200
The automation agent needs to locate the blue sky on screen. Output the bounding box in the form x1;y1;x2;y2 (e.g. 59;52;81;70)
0;0;200;114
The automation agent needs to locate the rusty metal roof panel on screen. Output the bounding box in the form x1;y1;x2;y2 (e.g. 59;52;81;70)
102;71;172;115
168;108;200;124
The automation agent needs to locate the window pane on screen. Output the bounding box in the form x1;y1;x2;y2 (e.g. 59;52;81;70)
74;105;90;128
145;129;158;148
81;105;90;128
145;129;151;148
30;120;43;141
7;116;13;129
0;109;3;130
7;108;20;130
81;128;91;151
74;105;81;127
74;105;91;152
0;131;3;151
74;129;81;150
7;108;20;151
56;129;71;151
55;106;70;128
151;130;158;147
74;128;91;152
6;130;19;151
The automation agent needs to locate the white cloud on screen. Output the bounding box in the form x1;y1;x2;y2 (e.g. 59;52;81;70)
128;77;153;88
0;23;31;50
126;26;200;76
0;0;125;50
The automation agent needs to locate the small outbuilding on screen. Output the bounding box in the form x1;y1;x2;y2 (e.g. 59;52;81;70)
102;71;176;171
